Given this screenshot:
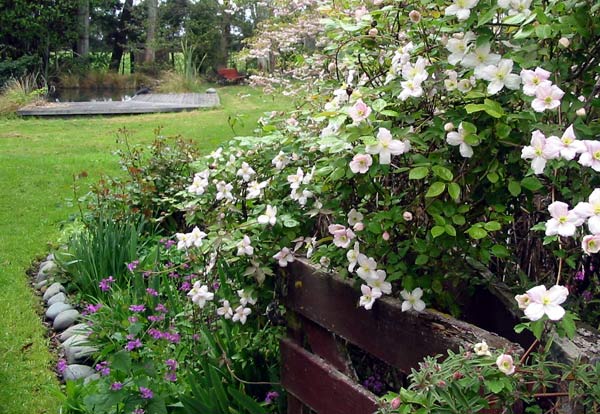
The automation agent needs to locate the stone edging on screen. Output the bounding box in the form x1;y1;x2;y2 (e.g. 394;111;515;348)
33;254;100;383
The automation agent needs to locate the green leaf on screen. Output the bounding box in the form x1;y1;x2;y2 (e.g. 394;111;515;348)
535;24;553;39
558;312;578;339
425;182;446;198
409;166;429;180
447;182;461;200
485;380;505;394
460;122;477;134
431;226;445;238
372;98;387;112
521;176;544;191
514;322;529;334
463;133;480;146
380;110;400;117
508;180;521;196
465;103;486;114
486;172;499;183
483;98;505;118
496;123;512;139
452;214;466;225
530;320;545;340
477;7;498;27
484;221;502;231
491;244;509;258
228;388;265;414
110;350;132;373
444;224;457;237
432;165;454;181
415;254;429;265
467;226;488;240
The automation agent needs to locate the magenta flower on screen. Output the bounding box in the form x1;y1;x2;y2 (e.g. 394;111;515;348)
95;361;110;376
126;260;140;272
148;329;164;339
99;276;115;292
125;338;143;351
128;316;138;324
133;409;145;414
166;359;178;370
84;303;103;314
129;304;146;313
110;382;123;391
146;288;158;296
148;315;165;322
57;359;67;374
155;304;168;313
165;372;177;382
264;391;280;404
139;387;153;399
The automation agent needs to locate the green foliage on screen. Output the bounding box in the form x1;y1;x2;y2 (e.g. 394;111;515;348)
56;215;146;298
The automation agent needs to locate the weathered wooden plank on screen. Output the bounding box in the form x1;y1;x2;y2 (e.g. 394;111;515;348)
283;260;521;374
303;317;356;378
281;338;379;414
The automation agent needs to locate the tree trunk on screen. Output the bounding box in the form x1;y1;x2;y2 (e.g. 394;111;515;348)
76;0;90;57
144;0;158;63
109;0;134;72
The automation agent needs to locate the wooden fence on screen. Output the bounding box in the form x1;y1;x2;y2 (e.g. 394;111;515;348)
280;260;521;414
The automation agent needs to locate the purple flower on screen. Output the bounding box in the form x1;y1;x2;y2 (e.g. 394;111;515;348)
164;372;177;382
168;272;179;279
139;387;153;399
264;391;279;404
111;382;123;391
148;329;163;339
148;315;165;322
127;260;140;272
192;334;200;341
179;281;191;291
95;361;110;376
84;303;103;315
165;359;178;370
99;276;116;292
162;239;176;249
146;288;158;296
574;271;585;281
125;338;143;351
128;316;138;324
57;359;67;374
143;271;151;278
129;304;146;313
133;409;145;414
164;332;180;344
155;304;168;313
582;290;593;302
212;282;221;291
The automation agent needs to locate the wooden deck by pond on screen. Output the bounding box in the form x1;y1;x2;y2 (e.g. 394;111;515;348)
17;93;220;117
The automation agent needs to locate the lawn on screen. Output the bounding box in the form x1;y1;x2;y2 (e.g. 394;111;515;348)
0;85;290;414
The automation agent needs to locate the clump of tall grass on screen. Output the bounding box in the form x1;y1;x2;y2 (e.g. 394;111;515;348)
55;215;147;299
156;71;205;93
0;74;46;115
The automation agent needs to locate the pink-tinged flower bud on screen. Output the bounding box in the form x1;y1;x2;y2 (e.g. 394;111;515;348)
578;95;586;102
403;211;413;221
368;28;378;37
353;222;365;231
409;10;421;23
558;37;570;48
390;396;401;409
444;122;455;132
327;62;336;73
576;107;586;117
452;371;464;380
440;34;449;46
382;231;390;241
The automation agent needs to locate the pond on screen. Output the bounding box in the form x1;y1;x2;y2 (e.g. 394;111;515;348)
49;88;137;103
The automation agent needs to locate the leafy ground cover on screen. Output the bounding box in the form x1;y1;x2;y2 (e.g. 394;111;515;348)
0;85;288;414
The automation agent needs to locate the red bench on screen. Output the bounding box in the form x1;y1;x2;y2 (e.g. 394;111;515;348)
216;68;246;84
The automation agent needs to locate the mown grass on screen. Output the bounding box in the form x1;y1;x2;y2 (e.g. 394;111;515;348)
0;85;290;414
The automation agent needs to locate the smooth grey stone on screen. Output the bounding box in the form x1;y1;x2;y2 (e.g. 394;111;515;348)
34;279;48;289
46;302;73;319
62;334;90;349
39;261;57;276
46;302;73;320
47;292;68;306
83;373;100;385
35;270;49;283
53;309;80;331
46;253;55;261
59;323;91;342
206;88;217;94
63;364;95;381
65;345;98;364
43;282;65;301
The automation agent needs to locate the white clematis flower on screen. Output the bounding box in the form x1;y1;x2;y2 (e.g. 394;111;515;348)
545;201;580;237
258;205;277;225
445;0;479;20
446;122;474;158
401;288;426;312
359;284;382;310
523;285;568;321
366;128;409;164
232;305;252;324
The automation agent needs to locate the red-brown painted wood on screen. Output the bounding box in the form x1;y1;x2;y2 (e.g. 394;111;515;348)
283;260;520;374
303;317;356;378
281;338;379;414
